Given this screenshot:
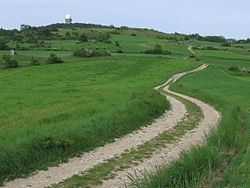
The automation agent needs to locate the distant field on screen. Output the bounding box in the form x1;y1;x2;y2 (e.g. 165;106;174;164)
0;50;72;57
0;56;200;182
111;35;189;57
5;28;190;58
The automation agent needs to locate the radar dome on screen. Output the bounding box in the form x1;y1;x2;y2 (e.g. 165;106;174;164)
65;14;72;19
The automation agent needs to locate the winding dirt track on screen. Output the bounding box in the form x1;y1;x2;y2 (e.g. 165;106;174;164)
3;64;220;188
99;64;221;188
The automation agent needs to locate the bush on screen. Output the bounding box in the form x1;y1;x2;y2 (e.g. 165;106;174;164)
30;56;40;66
115;41;120;47
222;43;231;47
47;54;63;64
98;33;111;43
241;67;250;73
0;39;9;50
79;34;88;42
117;49;124;53
2;55;18;68
189;53;196;58
228;66;239;72
206;46;219;50
144;44;171;55
73;48;111;58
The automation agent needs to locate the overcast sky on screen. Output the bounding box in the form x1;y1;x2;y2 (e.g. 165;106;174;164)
1;0;250;39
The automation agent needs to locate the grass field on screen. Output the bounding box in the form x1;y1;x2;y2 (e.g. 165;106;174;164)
0;55;200;183
132;48;250;187
1;25;250;187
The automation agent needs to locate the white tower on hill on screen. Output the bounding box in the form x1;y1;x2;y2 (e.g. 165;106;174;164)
65;14;72;24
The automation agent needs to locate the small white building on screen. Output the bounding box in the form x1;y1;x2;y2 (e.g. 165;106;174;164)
65;14;72;24
10;50;15;56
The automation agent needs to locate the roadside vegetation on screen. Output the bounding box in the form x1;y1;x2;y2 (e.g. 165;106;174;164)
132;47;250;188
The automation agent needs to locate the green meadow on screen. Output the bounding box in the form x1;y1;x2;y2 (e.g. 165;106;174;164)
1;24;250;187
0;50;200;183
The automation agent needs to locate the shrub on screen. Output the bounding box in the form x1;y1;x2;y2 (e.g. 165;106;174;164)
115;41;120;47
0;39;9;50
73;48;94;57
98;33;111;43
65;32;71;38
79;34;88;42
144;44;171;55
206;46;219;50
73;48;111;58
189;52;196;58
47;54;63;64
228;66;239;72
2;55;18;68
222;43;231;47
117;49;124;53
30;56;40;66
241;67;250;73
241;68;250;73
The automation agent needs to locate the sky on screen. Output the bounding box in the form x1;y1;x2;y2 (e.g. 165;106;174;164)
1;0;250;39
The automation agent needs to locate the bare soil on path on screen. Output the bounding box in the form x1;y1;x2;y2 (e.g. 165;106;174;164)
99;65;221;188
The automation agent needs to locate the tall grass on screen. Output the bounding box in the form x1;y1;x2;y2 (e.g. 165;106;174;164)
0;57;200;184
131;95;246;188
0;90;167;183
131;52;250;187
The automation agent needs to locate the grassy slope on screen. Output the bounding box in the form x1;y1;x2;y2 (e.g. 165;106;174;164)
2;26;250;187
3;27;190;58
0;54;200;183
133;48;250;187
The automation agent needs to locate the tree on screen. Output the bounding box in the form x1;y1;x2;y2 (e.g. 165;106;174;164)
65;32;71;38
20;24;31;31
0;39;9;50
153;44;163;54
79;34;88;42
203;36;226;43
47;54;63;64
